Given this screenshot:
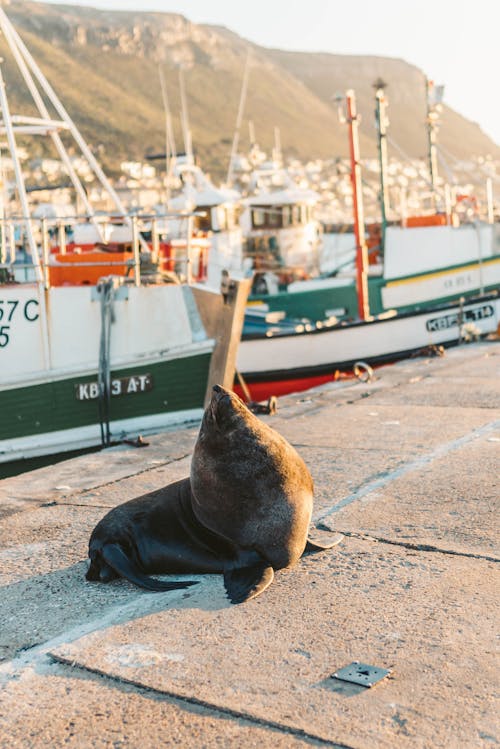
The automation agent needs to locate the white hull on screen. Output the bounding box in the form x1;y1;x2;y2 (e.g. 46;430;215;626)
0;407;203;465
237;295;500;380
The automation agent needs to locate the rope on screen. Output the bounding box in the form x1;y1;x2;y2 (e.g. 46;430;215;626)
97;277;116;447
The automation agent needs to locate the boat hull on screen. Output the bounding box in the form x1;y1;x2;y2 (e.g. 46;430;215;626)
0;350;212;467
0;282;215;467
236;294;500;399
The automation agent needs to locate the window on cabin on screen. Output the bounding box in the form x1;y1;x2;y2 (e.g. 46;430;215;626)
252;208;266;228
215;206;227;232
282;205;292;227
251;206;287;229
268;207;282;228
195;207;213;232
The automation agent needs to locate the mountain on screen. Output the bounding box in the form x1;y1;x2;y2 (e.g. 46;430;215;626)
1;0;498;179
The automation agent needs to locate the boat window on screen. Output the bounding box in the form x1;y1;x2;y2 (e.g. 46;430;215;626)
268;207;282;228
195;206;212;232
292;205;301;225
216;206;227;232
282;205;292;227
251;205;286;229
226;204;238;231
252;208;266;227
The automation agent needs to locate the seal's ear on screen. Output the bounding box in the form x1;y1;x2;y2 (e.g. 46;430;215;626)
223;550;274;604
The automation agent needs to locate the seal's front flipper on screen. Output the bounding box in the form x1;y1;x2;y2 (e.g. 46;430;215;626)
224;550;274;604
99;543;198;592
305;531;344;553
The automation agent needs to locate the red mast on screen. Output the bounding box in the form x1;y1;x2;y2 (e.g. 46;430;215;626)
345;90;370;320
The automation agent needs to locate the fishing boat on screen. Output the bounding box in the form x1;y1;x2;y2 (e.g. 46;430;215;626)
233;83;499;326
234;89;500;400
237;293;500;400
0;9;231;468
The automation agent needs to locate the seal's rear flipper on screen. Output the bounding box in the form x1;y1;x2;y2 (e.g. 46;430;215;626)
305;532;344;553
99;543;198;592
224;550;274;604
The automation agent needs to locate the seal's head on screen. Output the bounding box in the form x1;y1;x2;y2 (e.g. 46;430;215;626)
200;384;251;438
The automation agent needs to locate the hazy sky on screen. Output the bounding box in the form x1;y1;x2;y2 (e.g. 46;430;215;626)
42;0;498;146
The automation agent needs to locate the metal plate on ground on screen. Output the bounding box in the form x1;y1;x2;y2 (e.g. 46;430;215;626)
333;662;390;688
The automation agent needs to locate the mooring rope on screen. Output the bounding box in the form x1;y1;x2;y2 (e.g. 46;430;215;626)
97;277;116;447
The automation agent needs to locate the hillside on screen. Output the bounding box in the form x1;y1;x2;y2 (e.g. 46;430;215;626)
0;0;498;178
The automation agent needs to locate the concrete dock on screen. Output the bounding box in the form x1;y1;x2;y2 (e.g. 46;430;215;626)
0;340;499;748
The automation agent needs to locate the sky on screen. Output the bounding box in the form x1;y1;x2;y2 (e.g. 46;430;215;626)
42;0;498;146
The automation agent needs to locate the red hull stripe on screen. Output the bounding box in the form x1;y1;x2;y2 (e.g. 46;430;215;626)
233;373;344;402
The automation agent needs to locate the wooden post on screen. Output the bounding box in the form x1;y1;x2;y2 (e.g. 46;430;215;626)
191;277;251;406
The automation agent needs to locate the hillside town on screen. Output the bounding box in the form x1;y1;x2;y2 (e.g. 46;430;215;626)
8;145;499;226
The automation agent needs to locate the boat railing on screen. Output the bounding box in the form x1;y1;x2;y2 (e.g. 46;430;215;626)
0;211;203;288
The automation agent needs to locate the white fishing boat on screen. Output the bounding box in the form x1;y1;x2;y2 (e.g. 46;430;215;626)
234;90;500;400
0;9;226;469
236;293;500;400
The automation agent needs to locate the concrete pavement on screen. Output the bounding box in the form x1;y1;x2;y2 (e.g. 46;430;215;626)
0;340;499;748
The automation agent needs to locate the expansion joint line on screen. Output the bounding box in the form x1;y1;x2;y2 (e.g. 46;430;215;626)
335;531;499;564
50;655;355;749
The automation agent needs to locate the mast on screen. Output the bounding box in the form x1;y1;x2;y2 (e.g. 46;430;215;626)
178;68;193;163
373;78;389;253
425;78;444;205
0;8;102;238
345;90;370;321
0;65;40;279
226;52;251;187
272;126;282;167
0;8;149;251
158;64;177;202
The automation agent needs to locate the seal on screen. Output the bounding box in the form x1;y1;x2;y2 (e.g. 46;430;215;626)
86;384;341;603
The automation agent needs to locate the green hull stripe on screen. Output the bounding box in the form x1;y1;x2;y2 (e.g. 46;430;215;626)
0;352;211;441
250;256;500;320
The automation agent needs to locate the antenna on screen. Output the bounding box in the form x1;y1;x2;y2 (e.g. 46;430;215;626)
272;126;282;167
226;51;251;187
158;64;177;201
178;68;193;163
248;119;256;146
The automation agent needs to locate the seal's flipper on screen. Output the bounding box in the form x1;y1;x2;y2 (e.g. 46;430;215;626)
305;532;344;553
99;543;198;592
224;550;274;604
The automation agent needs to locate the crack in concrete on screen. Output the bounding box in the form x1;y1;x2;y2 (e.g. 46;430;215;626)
49;654;356;749
314;418;500;521
333;531;499;564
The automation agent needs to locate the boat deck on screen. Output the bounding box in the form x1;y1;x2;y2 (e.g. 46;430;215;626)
1;338;499;747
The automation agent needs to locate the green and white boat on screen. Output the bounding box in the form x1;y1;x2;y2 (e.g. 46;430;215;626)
249;218;500;322
0;8;218;467
0;275;215;464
